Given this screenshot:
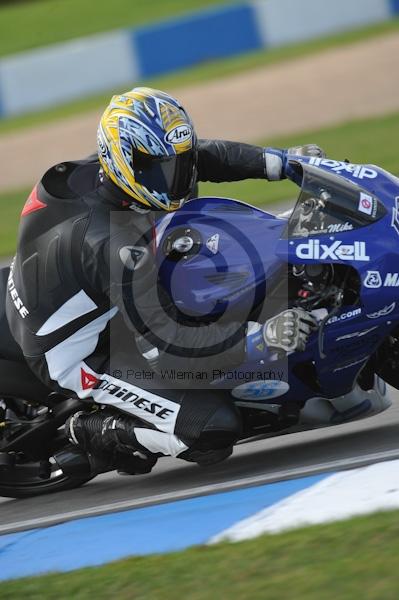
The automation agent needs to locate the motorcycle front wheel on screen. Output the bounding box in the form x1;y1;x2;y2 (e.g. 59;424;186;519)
0;453;93;499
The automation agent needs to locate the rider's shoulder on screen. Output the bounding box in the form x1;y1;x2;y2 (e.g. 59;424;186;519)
40;155;99;200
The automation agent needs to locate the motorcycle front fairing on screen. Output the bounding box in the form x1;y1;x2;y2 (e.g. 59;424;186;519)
287;155;399;394
156;159;399;411
276;159;399;399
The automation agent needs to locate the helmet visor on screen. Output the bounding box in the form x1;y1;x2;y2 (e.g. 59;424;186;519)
132;148;197;201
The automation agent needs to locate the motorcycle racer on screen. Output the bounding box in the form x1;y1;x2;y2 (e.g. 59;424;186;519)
6;87;320;474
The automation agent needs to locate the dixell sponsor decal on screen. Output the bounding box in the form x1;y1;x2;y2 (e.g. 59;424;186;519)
295;240;369;261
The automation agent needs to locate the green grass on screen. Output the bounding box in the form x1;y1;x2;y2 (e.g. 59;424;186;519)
0;18;398;135
1;509;399;599
1;109;398;258
0;0;231;58
0;188;28;260
201;110;399;205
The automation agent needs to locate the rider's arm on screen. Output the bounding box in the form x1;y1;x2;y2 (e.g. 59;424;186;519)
197;140;268;182
198;139;289;182
197;140;325;183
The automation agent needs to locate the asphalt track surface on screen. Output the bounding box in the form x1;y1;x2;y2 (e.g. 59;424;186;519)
1;388;399;532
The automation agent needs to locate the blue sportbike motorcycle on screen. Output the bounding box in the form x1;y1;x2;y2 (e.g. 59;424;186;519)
0;154;398;497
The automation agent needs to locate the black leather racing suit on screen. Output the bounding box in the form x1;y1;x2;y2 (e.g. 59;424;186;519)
6;140;268;460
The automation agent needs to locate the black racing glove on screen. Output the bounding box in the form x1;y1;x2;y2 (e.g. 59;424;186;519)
246;308;318;359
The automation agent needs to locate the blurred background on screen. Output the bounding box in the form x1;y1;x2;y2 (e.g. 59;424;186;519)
1;2;399;595
0;0;398;263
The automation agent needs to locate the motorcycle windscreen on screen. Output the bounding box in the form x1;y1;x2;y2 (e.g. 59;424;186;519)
132;148;196;200
283;164;386;239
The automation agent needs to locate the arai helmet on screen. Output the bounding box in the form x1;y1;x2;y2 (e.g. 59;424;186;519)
97;87;198;211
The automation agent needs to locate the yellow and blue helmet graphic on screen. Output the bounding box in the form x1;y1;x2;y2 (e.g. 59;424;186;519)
97;87;198;211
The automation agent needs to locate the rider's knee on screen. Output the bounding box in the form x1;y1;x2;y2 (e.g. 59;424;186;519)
178;400;242;466
200;401;242;448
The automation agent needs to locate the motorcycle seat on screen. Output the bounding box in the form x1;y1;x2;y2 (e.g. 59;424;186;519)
0;267;25;362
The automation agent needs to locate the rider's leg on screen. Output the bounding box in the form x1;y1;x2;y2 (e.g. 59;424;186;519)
67;385;242;467
29;349;242;470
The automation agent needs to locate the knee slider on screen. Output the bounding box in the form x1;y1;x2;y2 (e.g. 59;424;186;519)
193;401;242;452
175;395;242;465
178;403;242;466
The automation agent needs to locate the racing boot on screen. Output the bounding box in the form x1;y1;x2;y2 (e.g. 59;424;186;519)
65;410;158;475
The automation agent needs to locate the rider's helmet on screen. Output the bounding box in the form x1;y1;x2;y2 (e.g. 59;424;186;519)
97;87;198;211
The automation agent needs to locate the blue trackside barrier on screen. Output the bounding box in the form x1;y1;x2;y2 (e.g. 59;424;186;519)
391;0;399;15
0;0;397;117
132;4;262;79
